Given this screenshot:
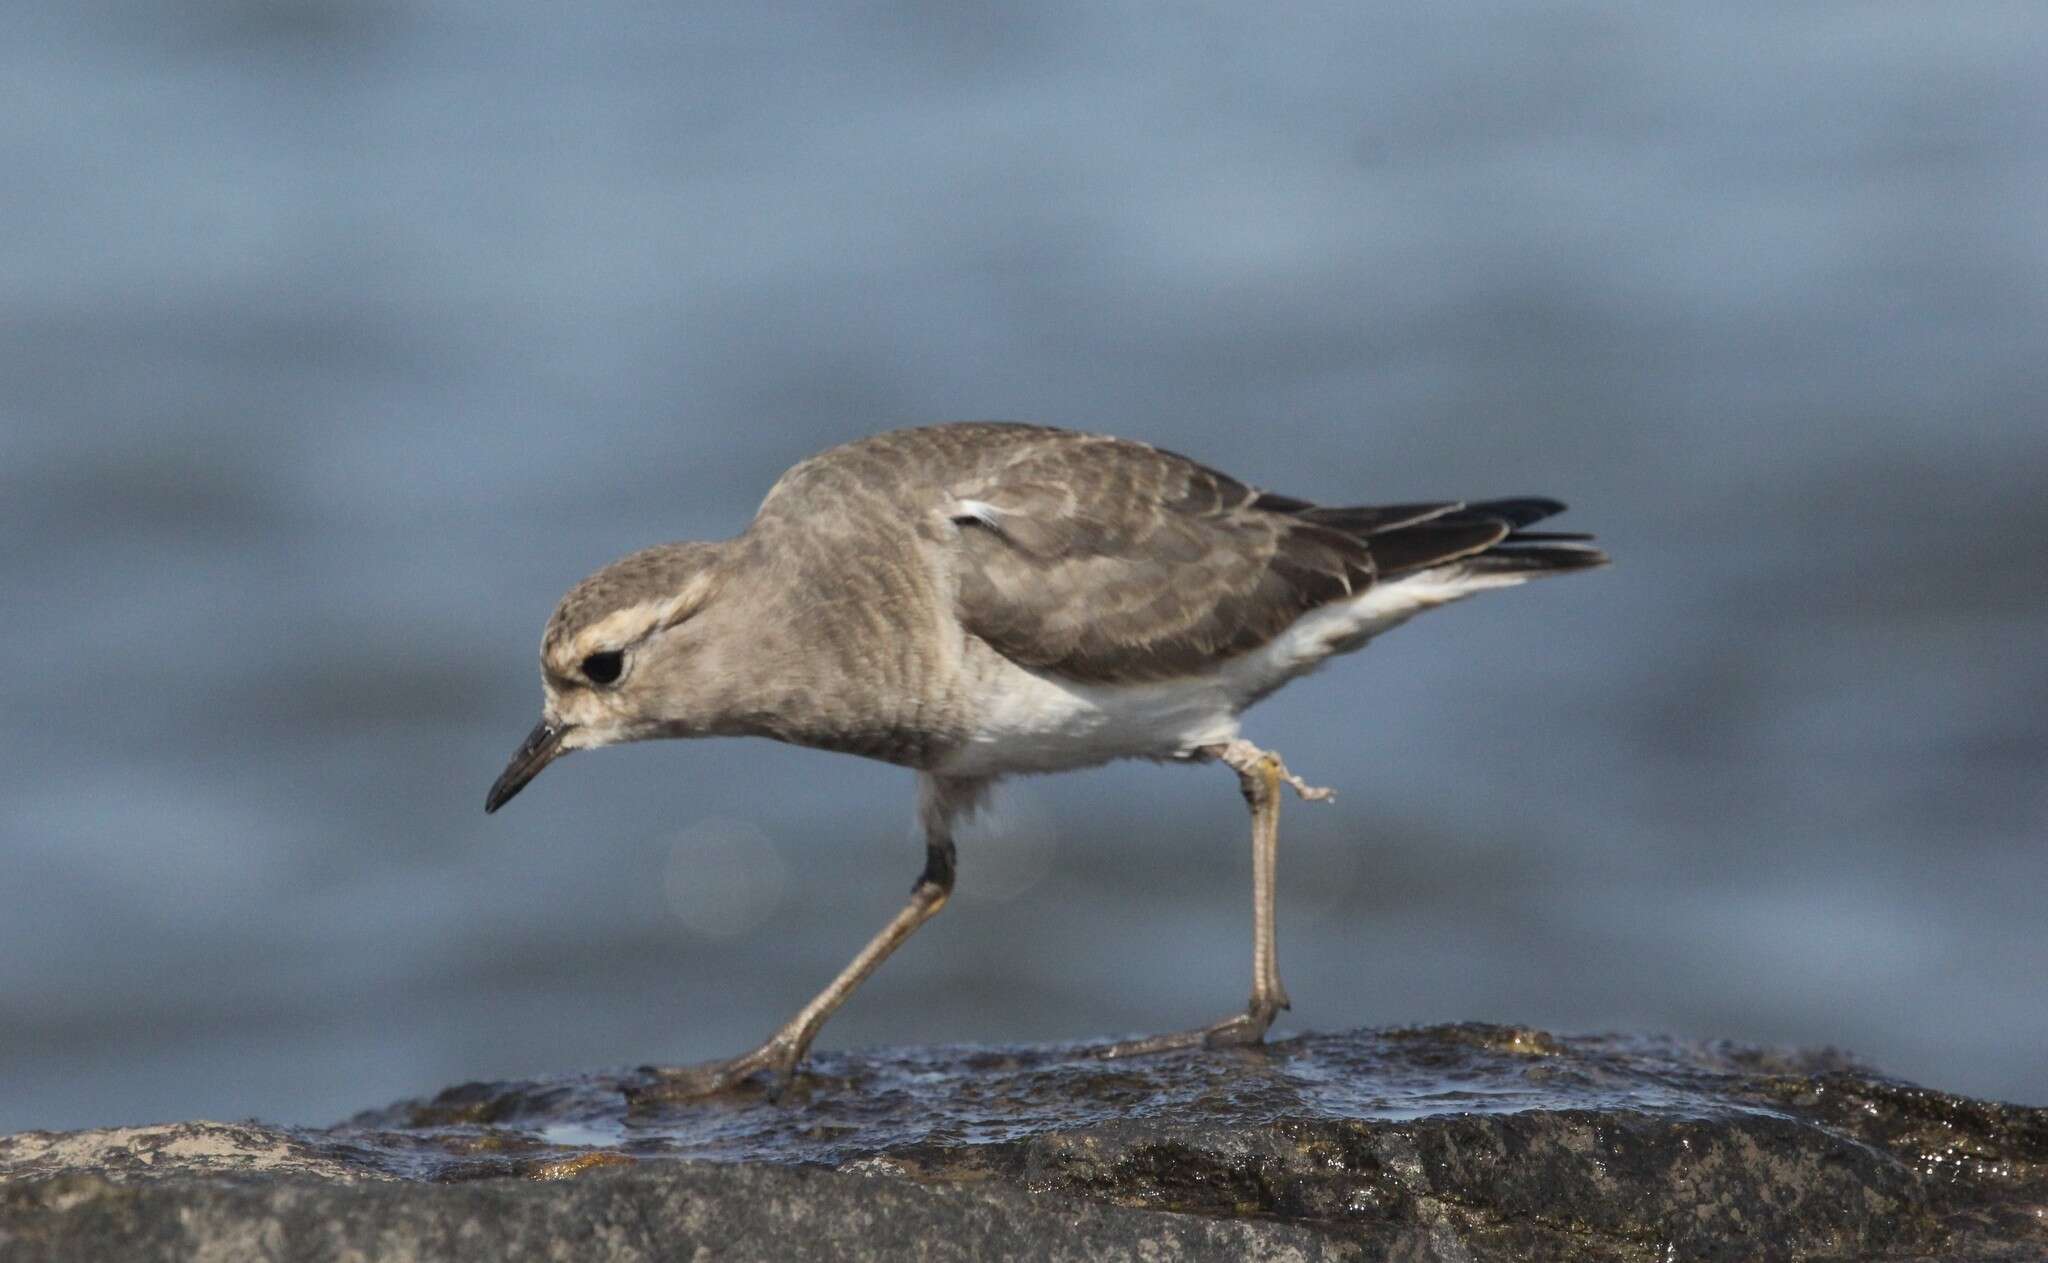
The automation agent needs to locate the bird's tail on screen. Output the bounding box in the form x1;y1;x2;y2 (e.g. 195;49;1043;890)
1298;496;1607;580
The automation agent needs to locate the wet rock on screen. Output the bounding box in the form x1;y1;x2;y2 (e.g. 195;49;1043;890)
2;1024;2044;1261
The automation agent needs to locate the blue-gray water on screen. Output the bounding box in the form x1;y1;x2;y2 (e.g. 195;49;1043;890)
3;3;2044;1134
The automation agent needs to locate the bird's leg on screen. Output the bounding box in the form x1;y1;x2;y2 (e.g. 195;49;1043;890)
636;777;975;1103
1101;738;1332;1059
637;838;953;1101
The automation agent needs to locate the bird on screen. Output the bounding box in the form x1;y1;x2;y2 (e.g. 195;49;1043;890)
484;422;1606;1099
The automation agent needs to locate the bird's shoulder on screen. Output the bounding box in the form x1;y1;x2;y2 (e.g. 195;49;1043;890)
752;422;1096;516
755;421;1283;525
745;423;1383;686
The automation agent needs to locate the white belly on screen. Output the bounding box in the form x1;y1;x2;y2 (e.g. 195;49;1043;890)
935;564;1530;778
937;662;1243;777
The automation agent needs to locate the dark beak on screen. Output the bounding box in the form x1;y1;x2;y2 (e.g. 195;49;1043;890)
485;719;573;814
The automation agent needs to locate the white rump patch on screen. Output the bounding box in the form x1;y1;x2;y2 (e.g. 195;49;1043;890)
1262;565;1533;665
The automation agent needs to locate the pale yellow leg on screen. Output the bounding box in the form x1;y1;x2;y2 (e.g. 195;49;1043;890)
636;775;980;1102
1101;739;1331;1059
638;869;951;1100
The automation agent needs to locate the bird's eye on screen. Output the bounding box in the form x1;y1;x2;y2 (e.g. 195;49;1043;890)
580;650;624;686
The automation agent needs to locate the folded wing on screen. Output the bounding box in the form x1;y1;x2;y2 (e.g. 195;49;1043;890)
948;434;1585;684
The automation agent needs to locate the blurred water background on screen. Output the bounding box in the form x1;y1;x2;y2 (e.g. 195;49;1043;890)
4;3;2044;1133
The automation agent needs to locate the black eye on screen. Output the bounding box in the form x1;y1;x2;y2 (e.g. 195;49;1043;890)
580;650;624;685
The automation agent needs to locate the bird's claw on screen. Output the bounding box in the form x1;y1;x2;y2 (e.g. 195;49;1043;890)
627;1037;806;1106
1276;765;1334;802
1214;739;1335;802
1095;994;1287;1059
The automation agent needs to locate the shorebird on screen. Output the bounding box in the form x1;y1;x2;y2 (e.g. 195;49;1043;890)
485;422;1605;1098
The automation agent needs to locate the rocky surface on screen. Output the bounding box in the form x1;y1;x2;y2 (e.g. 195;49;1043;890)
3;1024;2044;1261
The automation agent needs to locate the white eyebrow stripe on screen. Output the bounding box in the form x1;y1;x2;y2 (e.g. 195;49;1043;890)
571;580;710;657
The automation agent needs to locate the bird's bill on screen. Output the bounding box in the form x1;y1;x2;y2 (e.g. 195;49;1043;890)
485;718;573;813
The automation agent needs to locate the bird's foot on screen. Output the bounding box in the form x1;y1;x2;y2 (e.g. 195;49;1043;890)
626;1033;808;1106
1278;765;1335;802
1214;738;1335;802
1094;994;1287;1059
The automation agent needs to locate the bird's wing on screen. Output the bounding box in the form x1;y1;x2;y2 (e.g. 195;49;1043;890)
945;433;1505;683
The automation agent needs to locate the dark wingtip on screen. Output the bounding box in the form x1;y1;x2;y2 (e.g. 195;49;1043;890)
1473;542;1611;573
1459;497;1569;528
1366;519;1512;577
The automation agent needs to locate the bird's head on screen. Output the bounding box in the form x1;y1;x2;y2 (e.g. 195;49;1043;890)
485;540;734;813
